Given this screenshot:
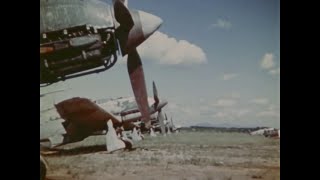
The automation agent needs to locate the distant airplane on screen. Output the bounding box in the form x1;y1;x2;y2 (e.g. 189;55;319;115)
250;127;280;138
166;116;181;133
97;81;169;134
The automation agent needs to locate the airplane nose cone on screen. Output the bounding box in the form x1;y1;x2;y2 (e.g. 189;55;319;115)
138;11;163;39
123;10;163;54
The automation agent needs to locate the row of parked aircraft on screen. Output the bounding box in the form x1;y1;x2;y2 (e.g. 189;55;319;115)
40;81;180;150
40;82;181;179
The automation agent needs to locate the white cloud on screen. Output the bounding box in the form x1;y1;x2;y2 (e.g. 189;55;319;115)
212;108;251;121
222;73;238;80
235;109;251;117
199;106;210;112
250;98;269;105
212;99;237;107
256;110;280;118
230;92;241;99
213;112;229;118
199;98;205;103
137;31;207;65
209;19;232;29
268;104;280;111
269;68;280;75
165;102;203;126
260;53;275;69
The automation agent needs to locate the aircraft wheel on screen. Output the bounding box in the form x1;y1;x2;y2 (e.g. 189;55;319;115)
122;139;133;150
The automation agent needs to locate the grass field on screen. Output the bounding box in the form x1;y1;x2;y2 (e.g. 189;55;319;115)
43;130;280;180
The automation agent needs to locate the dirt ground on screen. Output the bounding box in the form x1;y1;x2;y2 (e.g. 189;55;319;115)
42;131;280;180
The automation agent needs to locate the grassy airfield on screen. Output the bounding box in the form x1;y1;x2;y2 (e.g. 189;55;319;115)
43;130;280;180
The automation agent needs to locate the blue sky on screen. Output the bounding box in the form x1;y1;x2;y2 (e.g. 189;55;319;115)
41;0;280;128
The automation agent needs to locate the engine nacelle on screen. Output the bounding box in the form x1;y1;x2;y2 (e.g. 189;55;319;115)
40;25;118;86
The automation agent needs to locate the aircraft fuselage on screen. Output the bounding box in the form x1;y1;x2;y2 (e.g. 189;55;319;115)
40;0;118;86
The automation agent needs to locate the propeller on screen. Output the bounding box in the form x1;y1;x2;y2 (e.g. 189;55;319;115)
153;81;160;109
113;0;162;129
164;113;169;127
157;109;166;134
152;81;166;134
171;116;175;129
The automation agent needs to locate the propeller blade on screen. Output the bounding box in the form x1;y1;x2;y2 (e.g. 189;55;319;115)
114;7;162;55
153;81;159;108
171;117;174;128
127;49;151;128
113;0;128;8
113;0;133;30
158;111;165;134
113;0;134;55
113;0;163;130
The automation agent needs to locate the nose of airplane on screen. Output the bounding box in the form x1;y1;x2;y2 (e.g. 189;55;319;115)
123;10;163;54
138;11;163;39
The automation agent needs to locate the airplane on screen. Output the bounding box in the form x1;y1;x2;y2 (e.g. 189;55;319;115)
40;1;163;179
96;81;169;134
40;96;137;149
249;127;280;138
39;88;171;180
263;128;280;138
164;115;181;133
40;0;163;129
40;81;168;149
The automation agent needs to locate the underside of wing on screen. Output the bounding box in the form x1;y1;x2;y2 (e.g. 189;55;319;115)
54;97;123;143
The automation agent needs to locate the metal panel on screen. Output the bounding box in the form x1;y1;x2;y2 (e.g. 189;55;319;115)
40;0;114;33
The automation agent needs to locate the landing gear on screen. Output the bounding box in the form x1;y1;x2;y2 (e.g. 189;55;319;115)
105;120;126;152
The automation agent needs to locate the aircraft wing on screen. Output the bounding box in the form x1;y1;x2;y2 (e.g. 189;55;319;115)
120;107;140;116
120;102;165;117
54;97;124;143
40;89;66;97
